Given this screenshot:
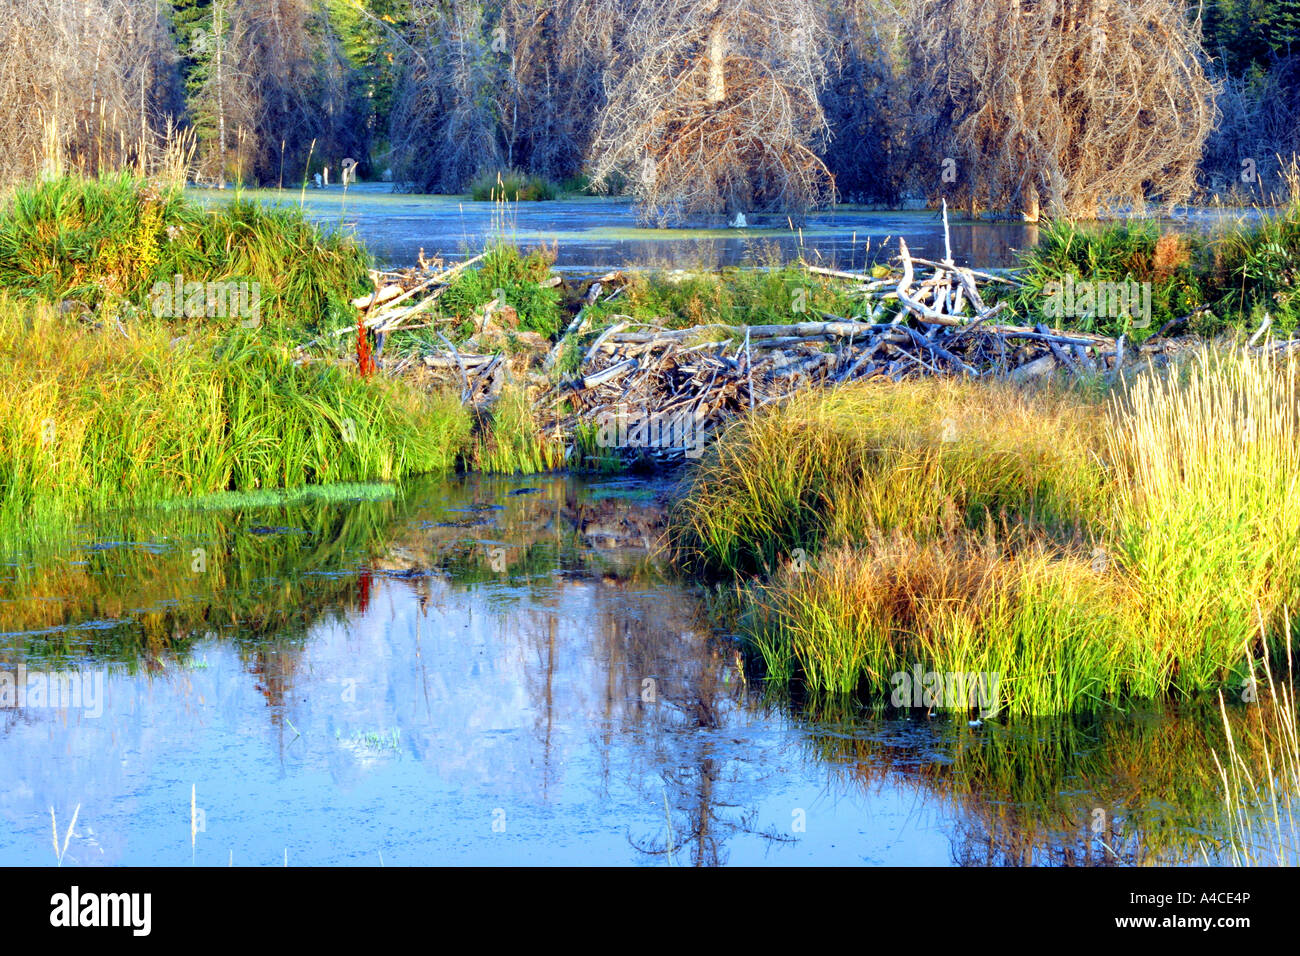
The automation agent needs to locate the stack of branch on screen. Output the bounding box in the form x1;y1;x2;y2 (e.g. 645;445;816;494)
340;253;487;340
406;210;1199;462
514;252;1186;463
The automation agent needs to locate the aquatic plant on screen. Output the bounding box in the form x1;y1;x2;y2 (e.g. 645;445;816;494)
0;297;471;520
670;376;1105;577
0;173;370;335
675;347;1300;714
468;169;557;202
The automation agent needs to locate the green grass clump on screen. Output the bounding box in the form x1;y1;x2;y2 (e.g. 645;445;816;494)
1011;200;1300;338
462;383;566;474
586;266;863;330
670;377;1106;577
744;537;1134;716
0;173;370;336
439;241;563;338
1213;202;1300;333
1106;347;1300;695
1010;220;1207;338
469;169;557;202
677;349;1300;715
0;298;471;519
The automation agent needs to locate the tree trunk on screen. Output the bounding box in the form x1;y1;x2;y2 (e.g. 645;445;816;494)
705;21;725;103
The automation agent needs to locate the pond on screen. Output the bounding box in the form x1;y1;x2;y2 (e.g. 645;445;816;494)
192;183;1262;273
187;184;1001;273
0;476;1274;865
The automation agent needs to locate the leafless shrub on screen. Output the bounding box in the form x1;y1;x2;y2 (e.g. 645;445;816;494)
589;0;836;225
190;0;366;186
908;0;1217;219
496;0;615;183
0;0;182;183
388;1;506;192
1199;55;1300;203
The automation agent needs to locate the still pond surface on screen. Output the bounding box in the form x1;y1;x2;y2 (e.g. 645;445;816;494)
195;183;1252;273
0;477;1266;865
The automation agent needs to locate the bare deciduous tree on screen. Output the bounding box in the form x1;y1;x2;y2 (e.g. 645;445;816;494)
1199;54;1300;200
190;0;367;186
909;0;1217;219
0;0;182;182
589;0;836;225
497;0;615;183
388;0;506;192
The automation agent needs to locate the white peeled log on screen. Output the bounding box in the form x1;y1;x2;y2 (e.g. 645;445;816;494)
352;284;404;309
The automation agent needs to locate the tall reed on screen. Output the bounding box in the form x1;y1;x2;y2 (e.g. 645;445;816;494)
671;377;1107;576
1107;347;1300;695
678;348;1300;714
0;298;471;519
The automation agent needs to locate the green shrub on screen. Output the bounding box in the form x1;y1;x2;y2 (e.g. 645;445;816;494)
0;174;371;336
439;241;563;338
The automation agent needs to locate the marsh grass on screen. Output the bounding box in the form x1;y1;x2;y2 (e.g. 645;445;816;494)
0;298;471;519
679;348;1300;714
743;535;1134;715
1107;347;1300;694
468;169;557;202
1012;193;1300;337
585;265;863;330
671;377;1106;577
0;174;370;335
462;383;566;474
438;241;563;338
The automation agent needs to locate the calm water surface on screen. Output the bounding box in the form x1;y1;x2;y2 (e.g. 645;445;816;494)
0;476;1272;866
194;183;1264;272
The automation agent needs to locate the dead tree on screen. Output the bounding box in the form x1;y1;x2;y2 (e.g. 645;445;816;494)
0;0;182;182
909;0;1217;219
194;0;367;186
388;0;506;192
589;0;836;225
496;0;616;184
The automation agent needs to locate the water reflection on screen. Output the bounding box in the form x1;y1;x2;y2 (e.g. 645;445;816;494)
0;476;1288;865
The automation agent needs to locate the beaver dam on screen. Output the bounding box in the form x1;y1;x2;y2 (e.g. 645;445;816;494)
333;208;1243;465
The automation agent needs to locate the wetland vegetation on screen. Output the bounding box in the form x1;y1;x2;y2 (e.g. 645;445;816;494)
1;0;1299;869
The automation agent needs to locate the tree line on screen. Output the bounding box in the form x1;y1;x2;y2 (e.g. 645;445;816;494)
0;0;1296;221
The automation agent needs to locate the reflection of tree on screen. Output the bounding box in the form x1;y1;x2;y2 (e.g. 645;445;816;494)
574;587;794;866
796;702;1272;866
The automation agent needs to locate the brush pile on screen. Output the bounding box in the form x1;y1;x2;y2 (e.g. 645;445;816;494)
389;214;1199;463
343;252;486;339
